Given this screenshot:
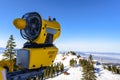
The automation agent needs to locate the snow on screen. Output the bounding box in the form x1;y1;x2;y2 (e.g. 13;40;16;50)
0;54;3;60
47;67;82;80
94;64;120;80
47;53;120;80
46;54;84;80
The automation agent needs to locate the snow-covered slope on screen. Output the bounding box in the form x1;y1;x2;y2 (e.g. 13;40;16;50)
47;53;120;80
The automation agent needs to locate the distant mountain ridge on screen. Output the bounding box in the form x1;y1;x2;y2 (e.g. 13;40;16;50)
0;47;20;54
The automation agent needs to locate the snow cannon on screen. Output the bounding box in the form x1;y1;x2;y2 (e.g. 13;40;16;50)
13;12;61;69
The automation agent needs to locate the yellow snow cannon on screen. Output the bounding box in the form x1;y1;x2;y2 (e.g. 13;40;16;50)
13;12;61;69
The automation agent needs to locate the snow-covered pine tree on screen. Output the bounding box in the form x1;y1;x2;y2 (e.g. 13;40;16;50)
2;35;16;60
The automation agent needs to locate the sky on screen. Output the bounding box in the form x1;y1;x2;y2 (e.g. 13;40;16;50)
0;0;120;52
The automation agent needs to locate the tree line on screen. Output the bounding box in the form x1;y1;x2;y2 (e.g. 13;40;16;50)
44;62;64;79
103;65;120;74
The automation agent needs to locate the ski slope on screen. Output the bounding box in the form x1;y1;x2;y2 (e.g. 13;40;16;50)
47;53;120;80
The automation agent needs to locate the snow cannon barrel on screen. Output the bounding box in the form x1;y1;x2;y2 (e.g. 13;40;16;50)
13;18;26;30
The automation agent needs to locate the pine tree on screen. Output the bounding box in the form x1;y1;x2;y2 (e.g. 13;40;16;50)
79;59;83;66
74;60;77;67
107;65;112;71
118;69;120;74
89;54;93;61
82;60;96;80
49;65;54;78
116;69;119;74
53;64;57;76
46;66;50;78
77;54;81;58
44;69;47;79
79;59;87;67
2;35;16;60
88;54;93;65
70;51;76;55
60;63;64;73
56;63;60;76
70;59;75;67
112;65;117;73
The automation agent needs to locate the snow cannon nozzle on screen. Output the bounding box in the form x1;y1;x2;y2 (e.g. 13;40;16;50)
13;18;26;30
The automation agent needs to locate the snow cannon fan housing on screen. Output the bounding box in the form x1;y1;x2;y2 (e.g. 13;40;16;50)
13;12;61;45
21;12;42;41
13;12;61;69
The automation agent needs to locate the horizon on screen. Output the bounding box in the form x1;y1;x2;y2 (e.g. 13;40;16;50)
0;47;120;54
0;0;120;53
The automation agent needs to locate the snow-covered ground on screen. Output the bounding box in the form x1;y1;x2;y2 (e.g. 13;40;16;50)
0;54;3;60
0;53;120;80
47;53;120;80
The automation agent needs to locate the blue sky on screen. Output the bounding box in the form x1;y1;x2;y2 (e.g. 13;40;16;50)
0;0;120;52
